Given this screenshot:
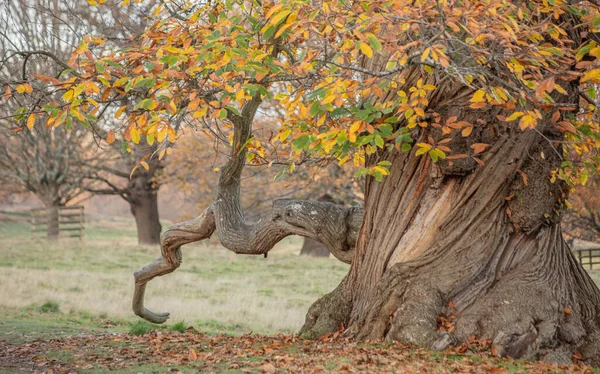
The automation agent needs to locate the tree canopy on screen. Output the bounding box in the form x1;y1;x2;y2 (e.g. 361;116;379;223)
3;0;600;186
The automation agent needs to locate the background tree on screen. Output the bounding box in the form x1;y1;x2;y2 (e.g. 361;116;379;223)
0;0;105;238
0;0;164;244
84;137;165;244
7;0;600;366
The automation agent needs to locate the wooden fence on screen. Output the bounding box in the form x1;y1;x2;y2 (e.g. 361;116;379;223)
575;247;600;270
30;206;85;240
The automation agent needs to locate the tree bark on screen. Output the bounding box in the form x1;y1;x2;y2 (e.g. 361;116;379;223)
299;194;341;258
300;129;600;365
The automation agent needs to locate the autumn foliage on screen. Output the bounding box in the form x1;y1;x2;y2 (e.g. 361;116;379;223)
2;0;599;186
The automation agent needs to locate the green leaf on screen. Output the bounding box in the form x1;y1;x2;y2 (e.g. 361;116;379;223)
263;25;275;40
292;134;311;150
374;134;384;148
309;101;321;117
367;34;383;52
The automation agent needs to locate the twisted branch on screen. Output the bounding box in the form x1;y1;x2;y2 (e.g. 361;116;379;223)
132;92;363;323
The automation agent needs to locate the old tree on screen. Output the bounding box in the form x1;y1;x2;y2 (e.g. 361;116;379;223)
6;0;600;365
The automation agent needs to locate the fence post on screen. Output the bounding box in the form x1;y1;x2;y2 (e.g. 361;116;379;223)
589;250;593;270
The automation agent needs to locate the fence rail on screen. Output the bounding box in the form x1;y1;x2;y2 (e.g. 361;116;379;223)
575;247;600;270
30;206;84;240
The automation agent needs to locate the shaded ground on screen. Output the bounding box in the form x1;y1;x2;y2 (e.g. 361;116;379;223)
3;326;598;373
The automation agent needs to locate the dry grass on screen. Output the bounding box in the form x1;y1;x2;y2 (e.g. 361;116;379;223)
0;218;349;335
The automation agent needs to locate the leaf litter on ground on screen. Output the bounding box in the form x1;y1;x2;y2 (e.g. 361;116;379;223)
0;328;597;373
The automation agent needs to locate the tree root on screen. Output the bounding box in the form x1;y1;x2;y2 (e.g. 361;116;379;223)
300;277;353;339
336;261;600;366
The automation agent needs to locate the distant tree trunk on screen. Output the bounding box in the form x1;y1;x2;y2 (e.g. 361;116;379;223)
46;205;59;240
130;193;161;245
39;189;61;241
129;171;162;245
300;238;330;257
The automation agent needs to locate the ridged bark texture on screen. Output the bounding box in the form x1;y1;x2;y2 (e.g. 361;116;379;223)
301;128;600;365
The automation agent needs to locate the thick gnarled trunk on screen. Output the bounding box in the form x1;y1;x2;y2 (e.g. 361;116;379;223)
301;131;600;365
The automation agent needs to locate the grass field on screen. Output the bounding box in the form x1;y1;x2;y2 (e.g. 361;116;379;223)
0;215;349;338
1;213;600;373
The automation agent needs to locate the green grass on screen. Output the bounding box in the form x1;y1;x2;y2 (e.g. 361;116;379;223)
169;321;187;333
0;218;349;340
39;301;60;313
128;320;159;335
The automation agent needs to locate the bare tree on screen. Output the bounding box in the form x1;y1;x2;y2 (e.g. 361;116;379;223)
0;0;164;243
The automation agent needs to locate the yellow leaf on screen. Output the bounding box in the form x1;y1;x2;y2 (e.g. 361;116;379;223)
193;107;208;118
16;84;32;94
322;94;336;104
359;42;373;58
157;128;167;143
265;4;284;19
147;133;155;146
353;152;365;166
415;143;432;155
505;112;524;121
470;90;486;103
235;89;245;101
63;90;74;102
27;114;36;129
130;126;141;144
270;10;291;26
349;121;362;134
519;115;537;130
421;48;431;62
140;161;149;171
582;69;600;83
115;105;128;119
